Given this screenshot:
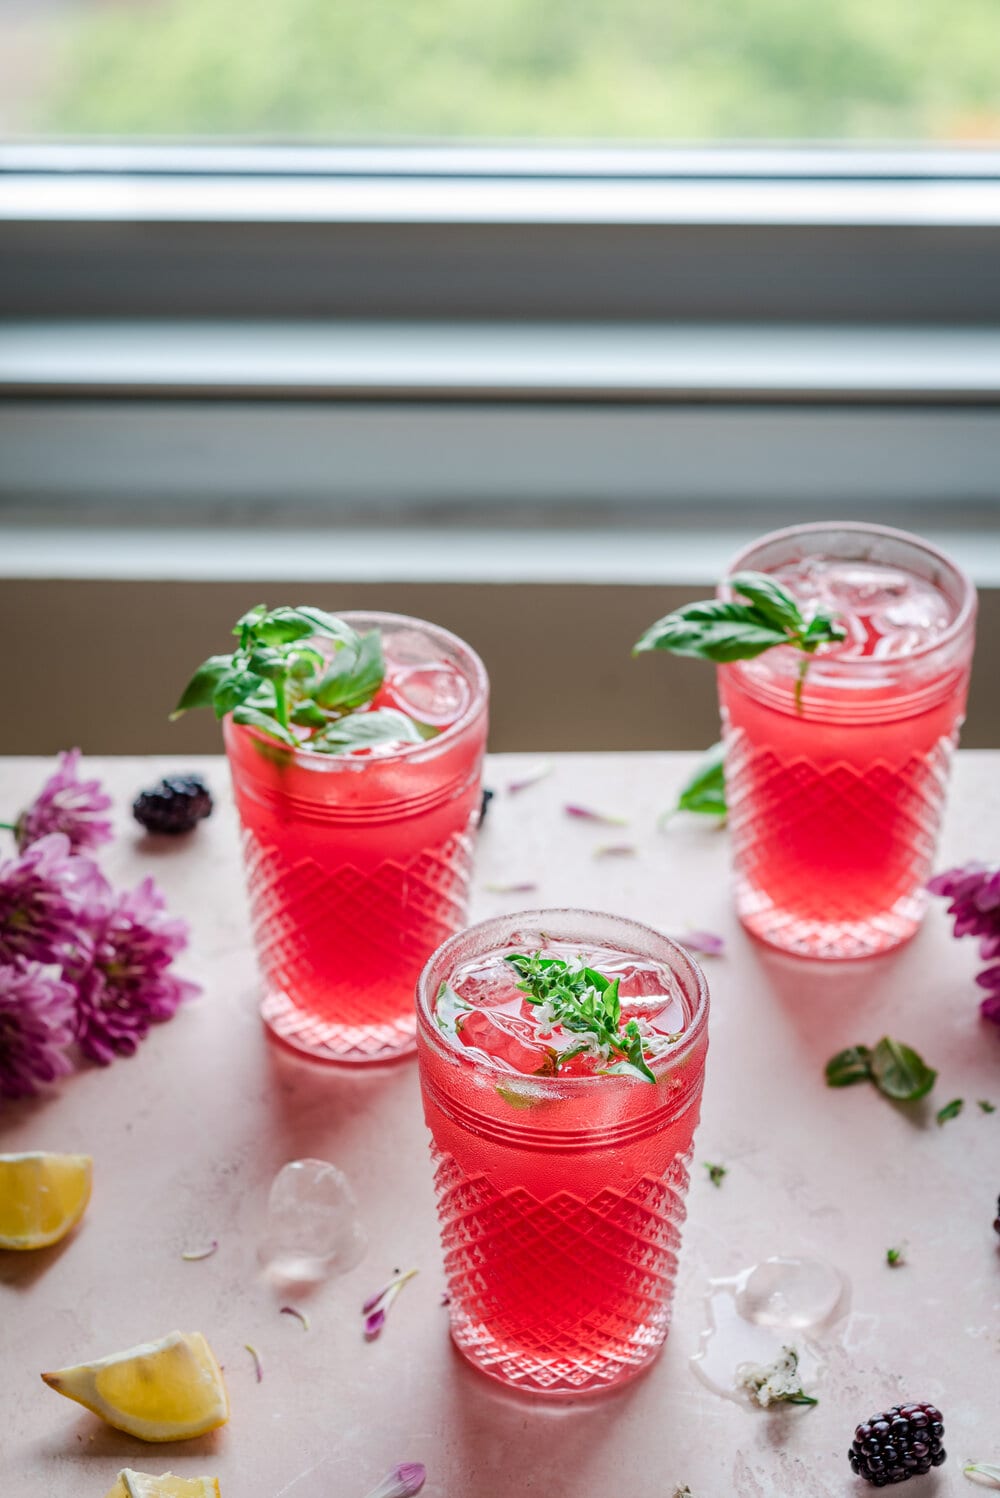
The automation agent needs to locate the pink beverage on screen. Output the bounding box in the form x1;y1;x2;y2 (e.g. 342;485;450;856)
718;524;976;958
416;910;709;1394
224;613;488;1062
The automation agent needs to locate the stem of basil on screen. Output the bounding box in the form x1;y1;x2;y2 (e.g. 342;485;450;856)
272;675;290;732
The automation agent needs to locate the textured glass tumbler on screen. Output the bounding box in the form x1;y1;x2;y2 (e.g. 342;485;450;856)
718;523;976;959
225;612;488;1063
416;909;710;1395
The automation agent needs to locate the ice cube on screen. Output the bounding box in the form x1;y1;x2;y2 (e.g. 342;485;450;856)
827;564;911;611
388;663;471;727
258;1159;367;1282
451;955;519;1008
735;1256;845;1330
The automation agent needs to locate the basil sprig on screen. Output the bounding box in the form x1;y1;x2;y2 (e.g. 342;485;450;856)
635;571;846;709
506;952;657;1082
825;1037;937;1102
172;603;422;754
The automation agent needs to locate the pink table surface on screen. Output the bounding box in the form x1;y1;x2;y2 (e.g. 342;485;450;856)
2;752;999;1498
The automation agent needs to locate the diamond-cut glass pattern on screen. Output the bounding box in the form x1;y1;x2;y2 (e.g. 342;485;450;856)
725;727;957;958
243;827;475;1061
432;1147;692;1392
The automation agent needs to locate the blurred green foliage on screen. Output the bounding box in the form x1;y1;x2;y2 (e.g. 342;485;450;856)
29;0;1000;140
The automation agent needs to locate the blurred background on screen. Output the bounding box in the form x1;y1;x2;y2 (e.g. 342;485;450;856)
2;0;999;754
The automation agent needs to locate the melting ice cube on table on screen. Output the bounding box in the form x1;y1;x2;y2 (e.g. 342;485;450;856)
259;1159;367;1282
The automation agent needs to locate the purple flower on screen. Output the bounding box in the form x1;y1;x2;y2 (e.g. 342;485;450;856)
0;833;105;968
73;876;199;1064
363;1464;426;1498
0;960;76;1100
929;862;1000;1025
16;749;113;855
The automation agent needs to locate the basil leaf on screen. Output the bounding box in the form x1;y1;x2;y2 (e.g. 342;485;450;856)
251;608;320;646
290;700;327;728
212;668;266;718
230;704;296;746
634;601;789;661
234;603;268;646
314;630;385;711
730;571;804;633
825;1045;873;1087
289;605;356;641
247;647;289;681
869;1037;937;1101
935;1097;964;1125
677;740;727;816
311;707;422;754
171;655;233;719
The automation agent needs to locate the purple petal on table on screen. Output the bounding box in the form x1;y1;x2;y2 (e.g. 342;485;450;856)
976;964;1000;990
363;1463;427;1498
564;804;628;826
244;1342;263;1382
506;762;554;794
364;1307;387;1340
484;881;539;894
594;843;636;858
674;930;726;957
280;1304;310;1330
181;1239;218;1261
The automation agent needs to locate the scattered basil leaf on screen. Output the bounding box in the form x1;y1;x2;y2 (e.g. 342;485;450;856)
675;740;727;817
824;1045;873;1088
978;1099;997;1114
886;1246;905;1267
936;1097;964;1126
869;1037;937;1102
704;1162;727;1187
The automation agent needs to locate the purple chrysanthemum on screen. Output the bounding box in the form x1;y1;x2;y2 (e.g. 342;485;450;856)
15;749;114;855
72;876;200;1064
928;862;1000;1025
0;960;76;1100
0;833;106;968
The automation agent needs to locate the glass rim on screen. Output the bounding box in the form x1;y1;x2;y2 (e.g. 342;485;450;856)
227;608;489;768
723;520;977;668
416;906;710;1088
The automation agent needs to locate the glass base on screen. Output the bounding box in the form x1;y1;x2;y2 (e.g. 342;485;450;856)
448;1309;668;1396
736;877;926;959
261;988;417;1064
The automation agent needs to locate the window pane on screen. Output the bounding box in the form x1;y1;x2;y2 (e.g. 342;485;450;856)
2;0;999;143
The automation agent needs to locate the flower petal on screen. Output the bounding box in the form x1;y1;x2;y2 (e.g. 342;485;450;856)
506;762;554;794
564;804;628;826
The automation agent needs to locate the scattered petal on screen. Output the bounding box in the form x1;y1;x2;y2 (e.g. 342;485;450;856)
244;1342;263;1383
704;1162;727;1188
363;1463;427;1498
673;929;725;958
506;762;554;794
593;844;637;858
280;1304;310;1330
483;881;539;894
363;1267;419;1340
181;1240;219;1262
564;804;628;826
440;1292;451;1307
965;1464;1000;1487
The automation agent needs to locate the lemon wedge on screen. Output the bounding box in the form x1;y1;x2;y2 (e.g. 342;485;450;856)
42;1331;229;1442
0;1151;93;1250
104;1474;221;1498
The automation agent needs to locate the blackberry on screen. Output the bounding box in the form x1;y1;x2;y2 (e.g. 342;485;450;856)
133;775;213;835
848;1402;945;1486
